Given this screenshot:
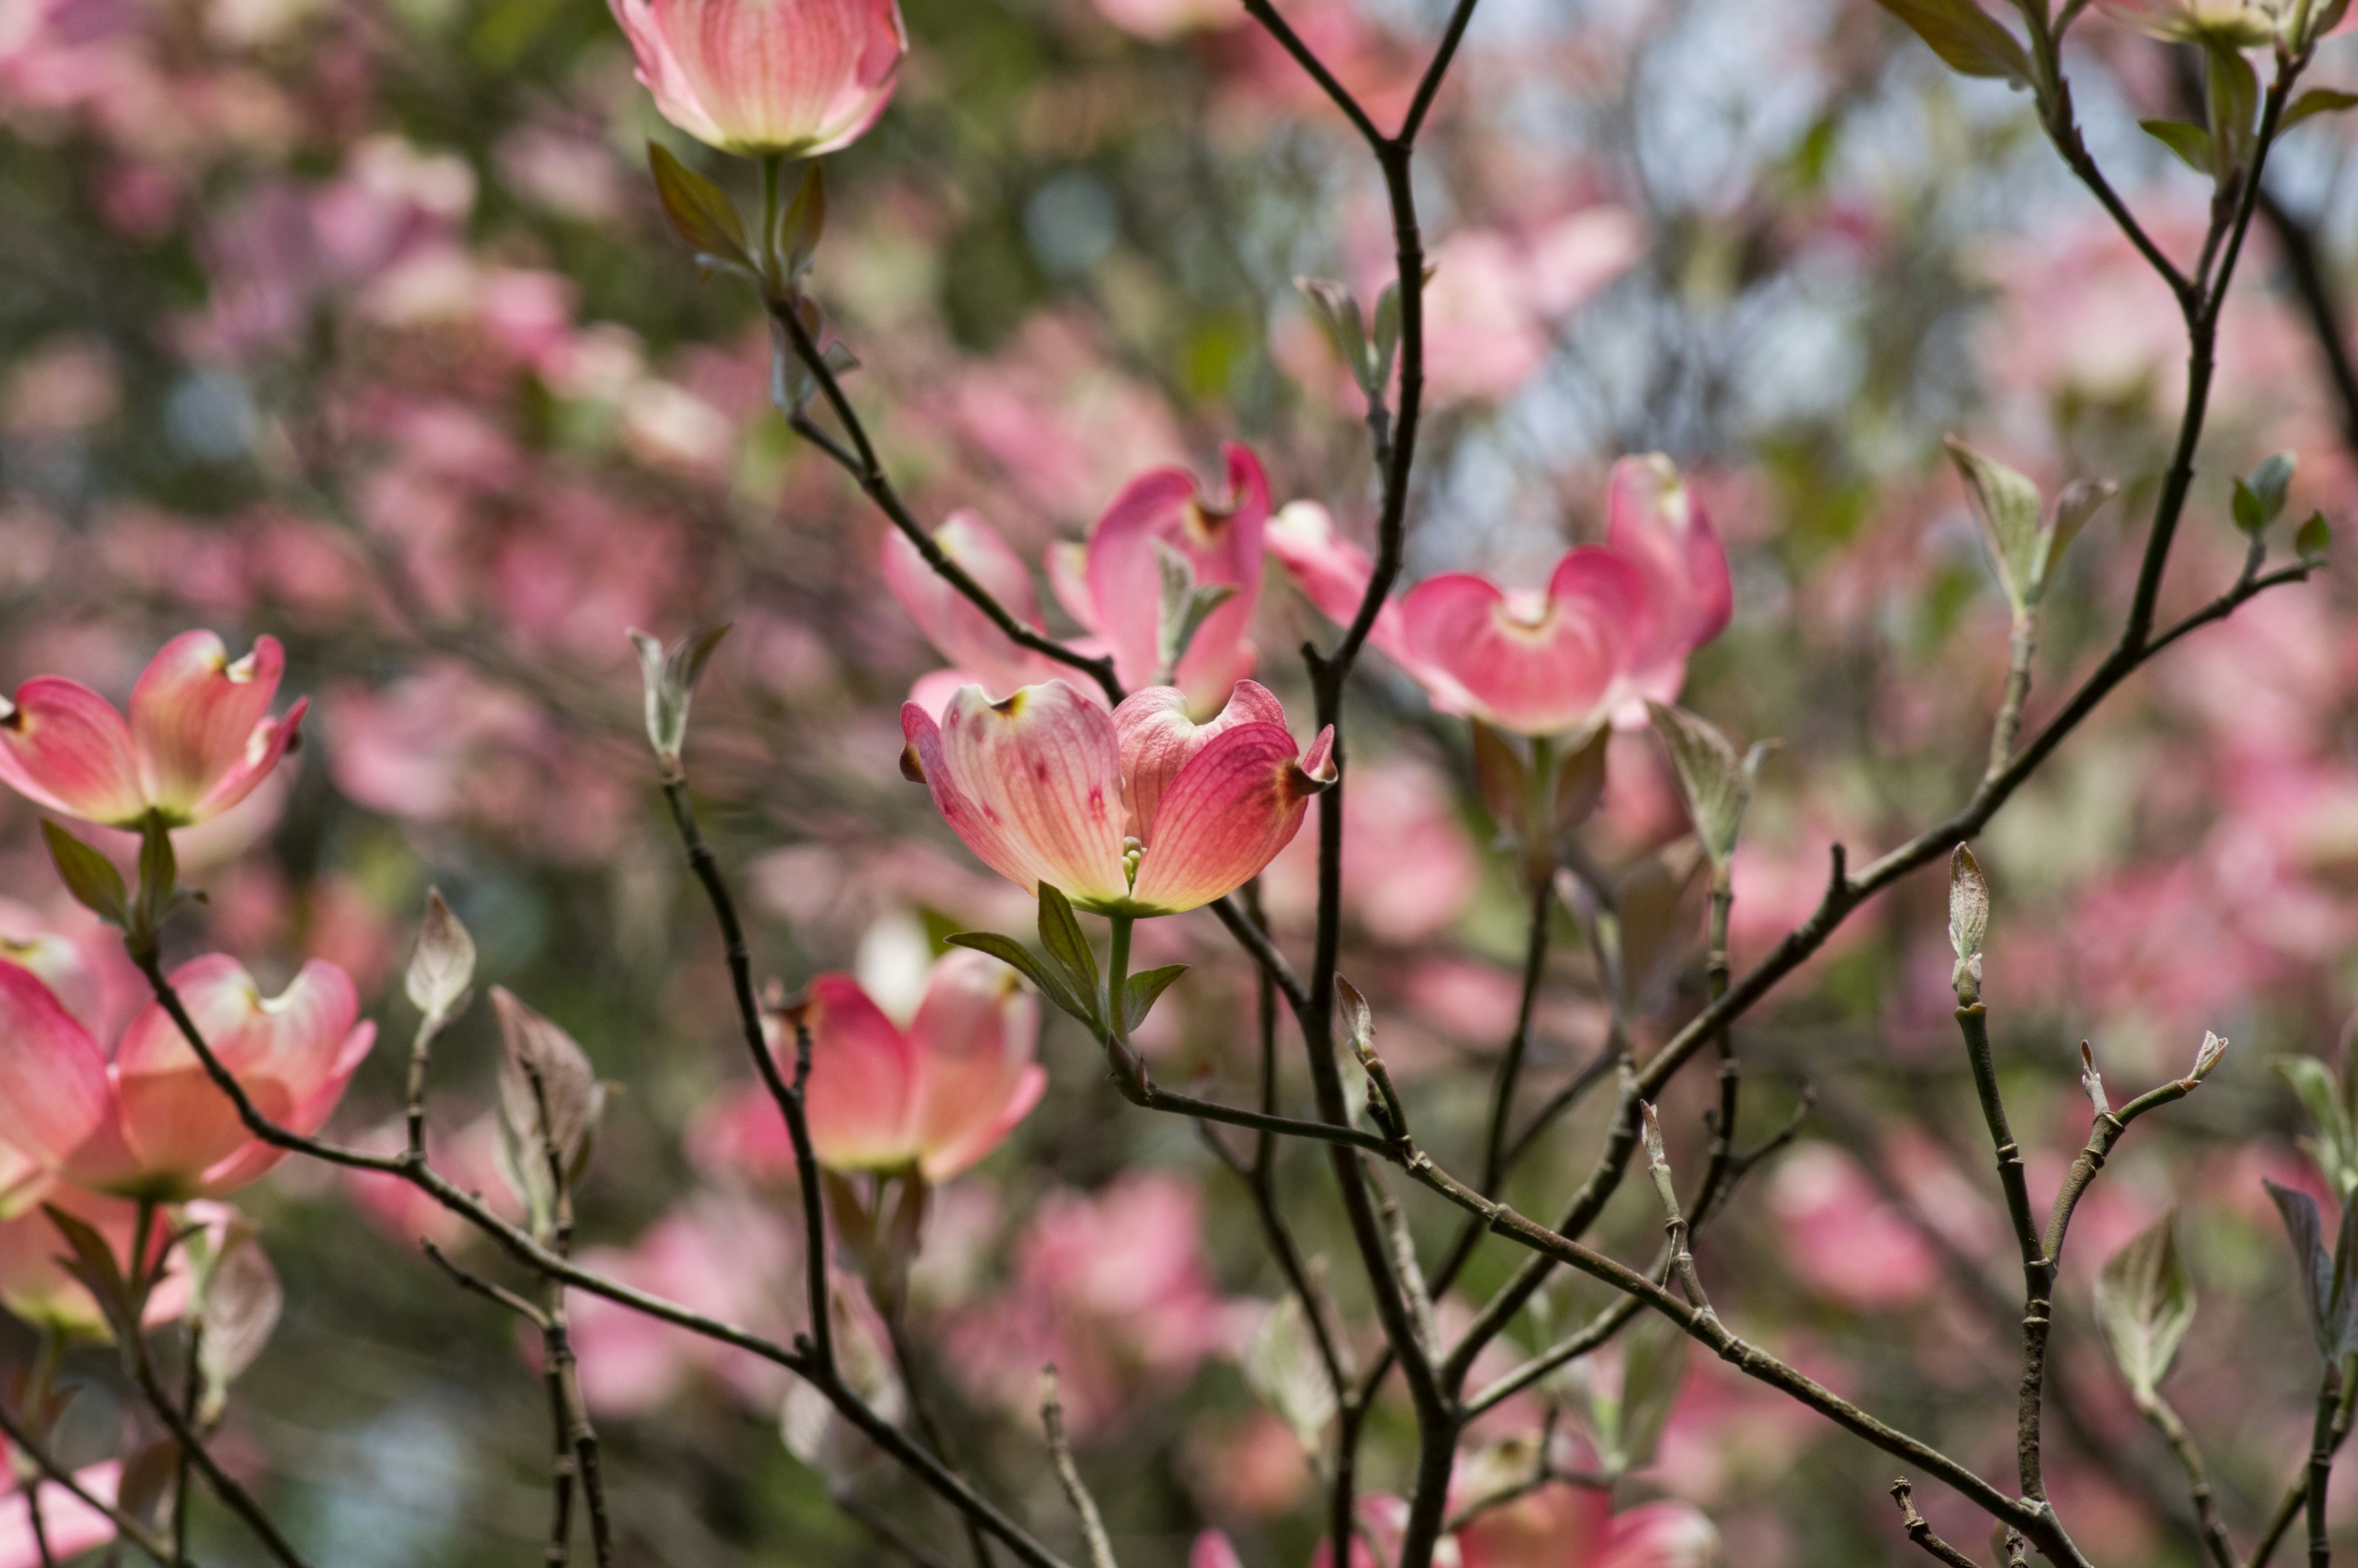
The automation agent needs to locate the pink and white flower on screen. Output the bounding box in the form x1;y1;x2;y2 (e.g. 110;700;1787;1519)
899;679;1334;917
1050;444;1271;719
1268;456;1732;736
787;948;1046;1181
0;953;374;1201
0;632;306;829
608;0;908;158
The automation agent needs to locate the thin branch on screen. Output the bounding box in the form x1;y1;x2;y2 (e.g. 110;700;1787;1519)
1040;1372;1118;1568
1892;1479;1986;1568
2252;1370;2357;1568
122;1318;311;1568
0;1398;180;1566
2138;1392;2238;1568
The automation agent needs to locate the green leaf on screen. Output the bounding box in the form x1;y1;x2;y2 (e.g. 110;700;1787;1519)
2247;451;2298;522
2233;478;2267;537
775;161;827;284
947;931;1096;1028
1034;884;1101;1020
2093;1211;2195;1398
2042;478;2117;593
647;142;750;269
1296;276;1375;394
41;820;128;927
1647;702;1766;867
2140;118;2219;177
1946;437;2045;611
1552;721;1613;839
2284;87;2358;130
2277;1054;2358;1197
1243;1294;1338;1453
2297;511;2332;562
1948;844;1990;968
2206;41;2260;178
41;1202;135;1338
1469;719;1528;839
631;624;731;769
2265;1179;2358;1362
135;817;180;937
1121;964;1189;1034
1872;0;2033;83
1153;540;1238;683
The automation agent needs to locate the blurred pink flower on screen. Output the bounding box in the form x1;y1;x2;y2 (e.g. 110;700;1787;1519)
0;1460;120;1568
0;631;305;829
882;510;1082;711
949;1171;1242;1432
900;679;1334;917
1262;752;1479;944
0;953;373;1201
0;1183;177;1340
1271;458;1730;735
607;0;906;158
1051;445;1271;718
1191;1531;1246;1568
785;948;1046;1181
1765;1142;1938;1310
1092;0;1242;38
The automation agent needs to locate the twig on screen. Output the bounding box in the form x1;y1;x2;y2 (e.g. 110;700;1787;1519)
2137;1391;2238;1568
1040;1371;1117;1568
122;1313;310;1568
1892;1479;1986;1568
2252;1369;2357;1568
2308;1367;2340;1568
0;1397;179;1566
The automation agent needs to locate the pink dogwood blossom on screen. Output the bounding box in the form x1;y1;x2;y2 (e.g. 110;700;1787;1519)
900;678;1334;917
0;632;306;829
1269;457;1731;735
881;510;1081;713
0;953;374;1201
607;0;907;158
1049;444;1271;718
0;1185;176;1340
787;948;1046;1181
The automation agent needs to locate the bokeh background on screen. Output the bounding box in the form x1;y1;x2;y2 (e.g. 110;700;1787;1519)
6;0;2358;1561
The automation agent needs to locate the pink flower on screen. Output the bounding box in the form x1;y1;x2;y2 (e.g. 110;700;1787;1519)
0;632;307;829
0;953;375;1201
1190;1532;1246;1568
0;1461;120;1568
1269;457;1732;735
900;679;1334;917
0;1184;177;1340
607;0;907;158
786;948;1047;1181
1051;445;1271;719
882;510;1081;710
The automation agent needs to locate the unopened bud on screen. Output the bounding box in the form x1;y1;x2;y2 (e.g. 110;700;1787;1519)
1948;845;1990;1004
2192;1031;2229;1083
2079;1041;2109;1116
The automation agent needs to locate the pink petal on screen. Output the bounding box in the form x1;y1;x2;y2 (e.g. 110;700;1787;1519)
1115;679;1286;845
1266;503;1462;706
1083;445;1270;712
0;961;114;1180
794;974;920;1172
0;678;146;826
198;1019;377;1195
901;684;1131;910
1605;454;1732;692
882;511;1051;700
1129;721;1333;914
1191;1532;1247;1568
906;949;1044;1179
115;955;361;1195
185;696;305;825
644;0;906;157
1046;541;1100;633
1398;548;1645;737
1592;1502;1721;1568
0;1461;119;1567
607;0;731;147
0;1189;146;1339
128;632;294;824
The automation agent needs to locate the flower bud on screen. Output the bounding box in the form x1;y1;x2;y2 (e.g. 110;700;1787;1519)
610;0;908;159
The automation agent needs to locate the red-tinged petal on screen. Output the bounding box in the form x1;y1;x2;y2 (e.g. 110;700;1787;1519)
1191;1532;1247;1568
795;974;919;1172
1083;446;1271;709
1398;549;1644;737
1115;680;1285;844
882;511;1050;700
0;678;145;825
607;0;730;147
1455;1480;1614;1568
185;696;306;825
1129;721;1327;914
1605;454;1733;686
645;0;906;158
128;632;291;823
1591;1502;1721;1568
1083;467;1199;691
198;1019;377;1195
906;949;1043;1179
0;962;113;1179
904;685;1130;909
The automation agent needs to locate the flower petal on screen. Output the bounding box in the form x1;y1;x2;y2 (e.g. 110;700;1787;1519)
906;949;1043;1179
1605;454;1733;695
1115;679;1286;845
1129;721;1333;914
901;683;1130;909
1398;548;1644;737
0;678;146;825
644;0;906;157
882;511;1050;700
1267;502;1466;708
128;632;292;824
0;960;114;1178
1046;541;1100;633
1083;445;1270;711
793;974;920;1172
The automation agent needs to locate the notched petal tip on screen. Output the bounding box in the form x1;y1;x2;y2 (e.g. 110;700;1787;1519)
1291;726;1338;794
900;741;927;783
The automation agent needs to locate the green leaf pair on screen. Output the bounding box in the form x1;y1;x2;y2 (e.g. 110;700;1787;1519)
949;885;1189;1039
1945;437;2116;618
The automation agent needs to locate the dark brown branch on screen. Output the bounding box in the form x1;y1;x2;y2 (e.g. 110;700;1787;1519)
1893;1479;1986;1568
0;1397;180;1566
